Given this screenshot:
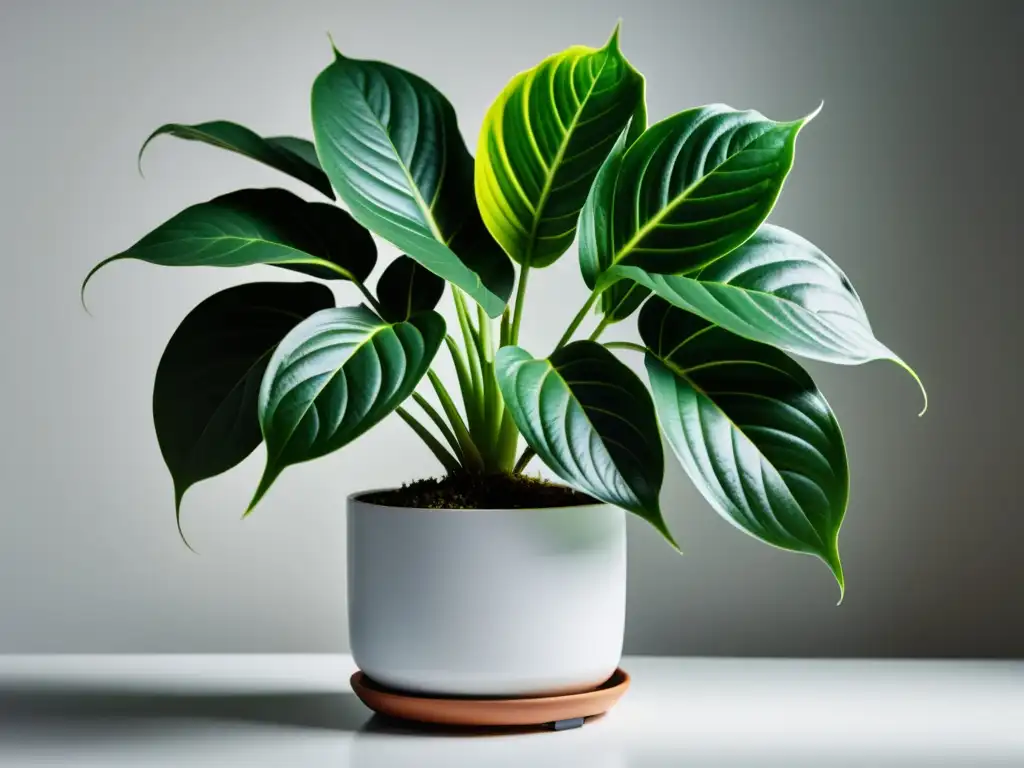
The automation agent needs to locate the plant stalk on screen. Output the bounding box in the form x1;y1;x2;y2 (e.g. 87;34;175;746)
509;264;530;345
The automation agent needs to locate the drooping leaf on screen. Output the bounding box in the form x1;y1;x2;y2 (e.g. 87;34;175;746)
311;55;513;317
83;189;376;298
153;281;334;541
640;296;848;596
475;25;645;268
583;103;818;286
248;306;446;512
495;340;674;545
578;124;650;322
375;255;445;322
140;121;335;199
617;224;926;411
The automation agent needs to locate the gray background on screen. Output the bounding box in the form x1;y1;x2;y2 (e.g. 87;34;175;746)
1;0;1021;657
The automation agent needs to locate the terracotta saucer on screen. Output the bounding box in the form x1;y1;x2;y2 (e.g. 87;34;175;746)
350;668;630;729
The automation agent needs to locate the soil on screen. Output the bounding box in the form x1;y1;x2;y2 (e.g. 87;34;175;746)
360;473;598;510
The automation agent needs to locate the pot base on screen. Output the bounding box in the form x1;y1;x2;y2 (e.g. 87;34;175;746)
350;668;629;730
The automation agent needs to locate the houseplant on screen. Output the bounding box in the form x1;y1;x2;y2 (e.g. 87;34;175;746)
84;25;924;698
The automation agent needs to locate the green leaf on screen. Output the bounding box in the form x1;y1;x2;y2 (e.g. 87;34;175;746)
311;55;513;317
579;124;650;322
140;121;335;199
583;103;818;284
640;296;848;597
375;256;445;323
154;281;334;544
83;189;376;298
495;340;674;545
617;224;926;412
248;306;446;512
475;24;645;268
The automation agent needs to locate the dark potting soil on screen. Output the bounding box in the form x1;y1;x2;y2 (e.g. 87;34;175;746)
360;474;598;509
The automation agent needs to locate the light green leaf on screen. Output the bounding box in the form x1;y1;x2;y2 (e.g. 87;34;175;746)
617;224;926;412
140;121;335;199
248;306;445;512
495;340;674;545
640;296;848;597
83;188;377;298
153;282;334;543
311;55;513;317
475;25;645;268
583;103;818;284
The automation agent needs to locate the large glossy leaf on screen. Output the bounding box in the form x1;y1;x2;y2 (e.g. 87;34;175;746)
154;282;334;541
83;189;376;298
311;54;513;317
495;340;674;545
248;306;445;512
640;296;848;596
617;224;926;411
582;103;817;287
140;121;335;199
375;255;445;322
475;26;645;268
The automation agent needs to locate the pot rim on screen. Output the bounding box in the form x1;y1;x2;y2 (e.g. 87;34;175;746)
347;488;613;514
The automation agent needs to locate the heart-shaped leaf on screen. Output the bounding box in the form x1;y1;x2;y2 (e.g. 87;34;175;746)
154;281;334;543
495;340;674;545
248;306;446;512
140;121;335;199
475;25;645;268
617;224;926;411
582;103;817;285
640;296;848;596
83;189;376;298
375;255;445;322
311;54;513;317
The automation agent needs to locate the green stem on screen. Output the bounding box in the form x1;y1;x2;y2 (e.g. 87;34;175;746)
554;290;599;351
588;314;614;341
510;265;530;344
513;447;535;475
412;393;464;462
604;341;647;354
452;289;484;433
396;407;460;474
428;371;484;472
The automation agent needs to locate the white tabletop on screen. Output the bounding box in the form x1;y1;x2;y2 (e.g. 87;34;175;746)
0;654;1020;767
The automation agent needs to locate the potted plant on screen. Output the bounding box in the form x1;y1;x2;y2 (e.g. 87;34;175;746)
84;25;924;702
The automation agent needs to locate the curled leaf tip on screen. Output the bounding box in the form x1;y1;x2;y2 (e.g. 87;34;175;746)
825;538;844;605
893;358;928;417
327;31;343;59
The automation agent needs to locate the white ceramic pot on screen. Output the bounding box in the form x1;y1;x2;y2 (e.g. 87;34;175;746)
347;492;626;698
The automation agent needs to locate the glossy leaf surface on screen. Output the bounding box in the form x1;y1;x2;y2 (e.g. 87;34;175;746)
83;189;376;295
616;224;925;409
375;255;445;322
582;103;816;285
153;281;334;538
640;297;847;594
312;55;513;316
249;306;445;511
140;121;335;198
495;340;674;544
476;27;645;268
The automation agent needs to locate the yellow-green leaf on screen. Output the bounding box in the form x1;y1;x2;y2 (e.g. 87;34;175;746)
475;25;645;268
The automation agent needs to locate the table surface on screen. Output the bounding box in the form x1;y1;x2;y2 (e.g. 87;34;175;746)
0;654;1021;767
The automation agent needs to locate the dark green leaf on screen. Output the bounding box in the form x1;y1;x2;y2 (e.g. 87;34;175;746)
579;125;650;322
248;306;446;512
618;224;926;411
475;25;645;268
83;189;376;298
154;281;334;542
140;121;335;199
640;296;848;596
495;340;674;545
582;103;818;286
375;256;445;323
311;55;513;317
